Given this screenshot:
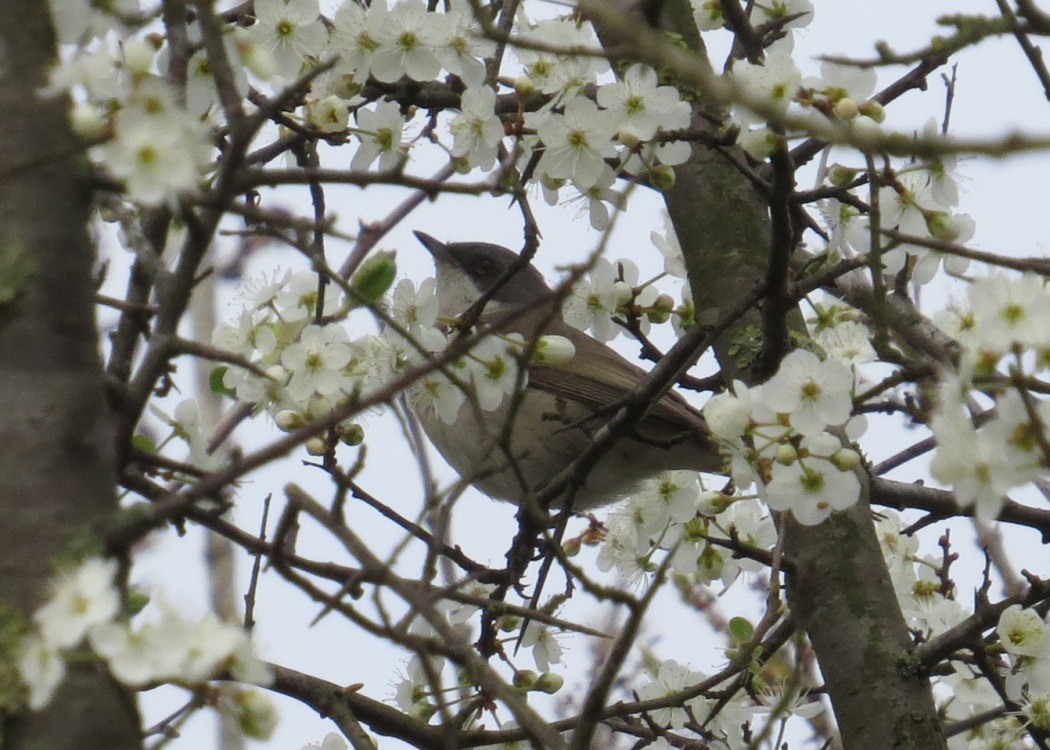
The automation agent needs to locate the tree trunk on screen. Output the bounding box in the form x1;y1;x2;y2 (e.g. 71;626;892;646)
0;3;142;747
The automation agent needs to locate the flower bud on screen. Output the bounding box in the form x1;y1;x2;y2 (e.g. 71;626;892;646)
234;689;278;740
70;103;107;141
775;443;798;465
339;422;365;446
513;670;538;690
275;410;304;432
535;335;576;365
332;76;363;101
266;364;289;383
739;127;778;160
496;615;520;632
410;700;436;720
831;447;862;471
828;165;858;187
612;280;633;308
697;489;729;516
647;294;675;325
513;76;535;96
123;37;156;76
617;129;642;149
925;210;960;242
832;97;859;120
305;436;328;455
649;164;676;191
857;100;885;122
350;250;397;305
849;116;883;148
305;95;349;133
534;673;565;694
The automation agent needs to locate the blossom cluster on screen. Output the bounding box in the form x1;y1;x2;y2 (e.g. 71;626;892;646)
927;273;1050;520
48;36;220;205
912;600;1050;746
212;272;541;452
594;315;874;589
868;512;1035;747
995;603;1050;732
16;557;274;737
703;348;867;526
560;212;693;344
596;469;776;588
817;121;974;286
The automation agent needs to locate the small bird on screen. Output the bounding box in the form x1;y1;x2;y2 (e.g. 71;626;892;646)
409;232;722;510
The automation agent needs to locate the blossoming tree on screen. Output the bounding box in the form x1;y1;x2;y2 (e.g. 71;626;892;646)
5;1;1050;749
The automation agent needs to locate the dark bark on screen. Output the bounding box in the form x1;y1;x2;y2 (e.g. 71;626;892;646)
0;3;141;747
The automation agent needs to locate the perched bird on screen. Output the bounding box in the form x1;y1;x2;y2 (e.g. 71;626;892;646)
409;232;722;510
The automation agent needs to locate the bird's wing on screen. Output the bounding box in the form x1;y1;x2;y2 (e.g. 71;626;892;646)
527;328;708;434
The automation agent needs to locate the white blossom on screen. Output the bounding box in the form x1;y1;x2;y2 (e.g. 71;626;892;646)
651;212;686;278
519;621;563;672
249;0;327;80
16;635;66;711
596;64;689;142
998;605;1049;658
34;558;120;650
352;100;406;171
449;87;504;171
763;432;861;525
533;97;618;191
371;0;447;83
563;257;638;341
281;324;354;402
637;660;711;728
760;349;854;435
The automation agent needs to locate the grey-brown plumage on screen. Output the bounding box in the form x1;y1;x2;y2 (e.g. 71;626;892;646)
409;232;722;509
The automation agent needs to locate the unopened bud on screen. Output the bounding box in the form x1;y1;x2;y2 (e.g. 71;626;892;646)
410;700;436;720
534;673;564;694
70;103;107;140
739;127;778;160
351;250;397;304
617;129;642;149
849;116;883;148
266;365;289;383
828;165;858;187
831;447;862;471
535;335;576;365
775;443;798;465
305;436;328;455
857;100;885;123
123;37;156;76
697;489;729;516
647;293;675;325
496;615;520;632
275;410;304;432
925;210;960;242
832;97;859;120
305;95;349;133
649;164;676;191
513;670;538;690
513;76;535;96
339;422;365;446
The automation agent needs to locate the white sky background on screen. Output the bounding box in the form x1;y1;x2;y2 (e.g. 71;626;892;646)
93;0;1050;747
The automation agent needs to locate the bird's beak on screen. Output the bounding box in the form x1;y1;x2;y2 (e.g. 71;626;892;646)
413;231;451;264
